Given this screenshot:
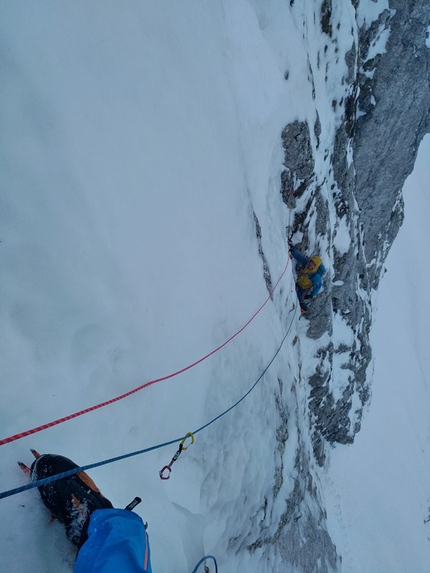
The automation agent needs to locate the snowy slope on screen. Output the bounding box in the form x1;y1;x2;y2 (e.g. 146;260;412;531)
2;1;425;572
0;2;302;572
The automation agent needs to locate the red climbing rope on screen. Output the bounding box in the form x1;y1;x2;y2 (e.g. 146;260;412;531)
0;257;290;447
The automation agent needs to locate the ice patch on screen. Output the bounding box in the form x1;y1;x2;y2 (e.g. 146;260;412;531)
346;139;354;168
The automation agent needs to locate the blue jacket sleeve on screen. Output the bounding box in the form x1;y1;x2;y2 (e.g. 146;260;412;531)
74;509;151;573
311;273;323;296
290;245;310;268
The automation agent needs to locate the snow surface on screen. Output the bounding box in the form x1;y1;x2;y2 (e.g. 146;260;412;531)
324;135;430;572
0;3;300;572
1;2;429;573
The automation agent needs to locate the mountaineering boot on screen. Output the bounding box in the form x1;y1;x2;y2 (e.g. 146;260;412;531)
30;453;113;546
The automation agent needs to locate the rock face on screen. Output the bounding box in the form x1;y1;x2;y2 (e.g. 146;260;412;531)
354;0;430;287
247;420;340;573
246;3;429;570
280;0;430;464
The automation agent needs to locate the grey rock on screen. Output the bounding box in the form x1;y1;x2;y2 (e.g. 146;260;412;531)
320;0;333;37
245;412;340;572
281;120;315;183
354;0;430;287
254;212;273;295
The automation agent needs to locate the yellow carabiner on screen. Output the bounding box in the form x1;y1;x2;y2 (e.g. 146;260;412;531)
180;432;195;451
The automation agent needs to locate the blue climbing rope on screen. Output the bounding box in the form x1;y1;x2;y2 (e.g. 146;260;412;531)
0;305;297;501
191;555;218;573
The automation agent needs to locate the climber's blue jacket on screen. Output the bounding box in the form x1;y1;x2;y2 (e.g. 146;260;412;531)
74;509;152;573
290;245;326;297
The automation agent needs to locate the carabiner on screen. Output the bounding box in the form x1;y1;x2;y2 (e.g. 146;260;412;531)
159;465;172;480
180;432;195;451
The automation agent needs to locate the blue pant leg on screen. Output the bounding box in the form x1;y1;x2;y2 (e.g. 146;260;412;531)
74;509;151;573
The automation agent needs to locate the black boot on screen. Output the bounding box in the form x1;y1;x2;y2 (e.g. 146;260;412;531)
31;453;113;546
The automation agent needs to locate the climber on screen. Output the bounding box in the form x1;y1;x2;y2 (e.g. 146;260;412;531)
288;239;326;313
29;452;152;573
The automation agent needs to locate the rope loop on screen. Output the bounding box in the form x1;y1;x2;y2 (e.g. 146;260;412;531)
191;555;218;573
